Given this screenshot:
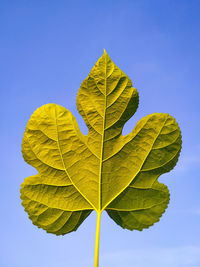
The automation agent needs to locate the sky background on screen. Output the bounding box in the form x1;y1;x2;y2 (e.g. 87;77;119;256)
1;1;200;267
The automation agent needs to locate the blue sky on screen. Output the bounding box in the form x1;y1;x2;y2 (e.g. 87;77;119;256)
1;1;200;266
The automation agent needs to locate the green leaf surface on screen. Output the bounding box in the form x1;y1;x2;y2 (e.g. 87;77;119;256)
21;51;182;236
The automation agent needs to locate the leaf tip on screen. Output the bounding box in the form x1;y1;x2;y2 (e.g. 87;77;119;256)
103;49;110;57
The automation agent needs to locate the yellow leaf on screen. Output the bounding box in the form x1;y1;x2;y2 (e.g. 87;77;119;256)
21;51;181;237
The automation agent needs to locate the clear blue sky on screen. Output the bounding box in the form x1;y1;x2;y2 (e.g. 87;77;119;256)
1;1;200;267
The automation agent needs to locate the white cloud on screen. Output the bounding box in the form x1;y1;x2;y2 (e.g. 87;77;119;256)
191;209;200;215
69;245;200;267
99;246;200;267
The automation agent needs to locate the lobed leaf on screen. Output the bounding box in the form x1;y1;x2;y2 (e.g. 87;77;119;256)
21;51;182;234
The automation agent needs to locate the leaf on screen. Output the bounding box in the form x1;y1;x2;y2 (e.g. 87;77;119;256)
21;51;182;237
107;181;170;230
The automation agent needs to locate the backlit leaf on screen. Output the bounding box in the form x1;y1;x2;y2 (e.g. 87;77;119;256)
21;51;181;236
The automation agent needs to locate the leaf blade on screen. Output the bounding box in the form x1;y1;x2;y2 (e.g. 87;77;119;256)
21;51;182;235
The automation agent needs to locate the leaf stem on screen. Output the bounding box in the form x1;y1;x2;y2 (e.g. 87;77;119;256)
94;211;102;267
